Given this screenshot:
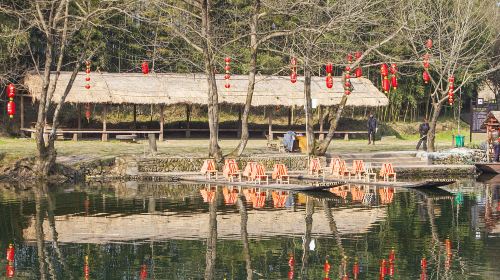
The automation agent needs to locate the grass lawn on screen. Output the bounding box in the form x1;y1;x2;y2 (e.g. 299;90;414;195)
0;132;464;165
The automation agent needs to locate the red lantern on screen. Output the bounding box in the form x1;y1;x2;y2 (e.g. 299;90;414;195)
141;61;149;75
355;67;362;78
391;75;398;90
85;104;91;121
345;81;351;88
380;64;388;77
345;90;351;95
379;259;387;278
140;264;148;280
345;66;351;72
423;70;430;84
342;275;349;280
326;76;333;89
85;61;91;90
324;259;331;274
390;64;397;75
347;53;353;63
382;77;390;93
85;84;91;90
326;63;333;74
290;73;297;83
85;77;90;82
7;101;15;118
420;257;427;269
353;261;360;278
85;68;91;74
426;39;433;49
224;57;231;90
225;83;231;89
288;256;295;280
6;263;14;278
423;61;430;69
449;75;455;84
6;244;14;262
225;57;231;63
7;84;15;99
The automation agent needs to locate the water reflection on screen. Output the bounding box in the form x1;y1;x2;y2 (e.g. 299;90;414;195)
0;181;499;279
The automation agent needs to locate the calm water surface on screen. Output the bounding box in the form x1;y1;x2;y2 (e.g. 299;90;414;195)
0;180;499;279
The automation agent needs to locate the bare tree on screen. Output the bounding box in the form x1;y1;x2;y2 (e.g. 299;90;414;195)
0;0;133;176
405;0;500;151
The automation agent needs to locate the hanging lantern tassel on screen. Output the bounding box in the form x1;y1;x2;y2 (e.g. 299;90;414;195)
85;61;91;90
390;64;398;90
326;63;333;89
290;57;297;84
142;61;149;75
448;76;455;105
224;57;231;90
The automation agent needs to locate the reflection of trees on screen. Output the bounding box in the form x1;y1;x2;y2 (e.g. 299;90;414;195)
204;187;218;280
35;188;48;280
238;191;253;280
300;197;314;277
323;200;346;278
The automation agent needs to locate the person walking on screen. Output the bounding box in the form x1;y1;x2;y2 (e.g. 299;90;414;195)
416;118;430;151
367;113;377;145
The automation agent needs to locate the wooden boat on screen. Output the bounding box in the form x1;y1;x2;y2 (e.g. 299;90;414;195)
475;162;500;174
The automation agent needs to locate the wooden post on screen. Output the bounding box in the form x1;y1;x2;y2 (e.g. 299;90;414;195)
133;104;137;129
319;106;324;141
291;106;295;126
20;95;24;129
288;107;292;128
159;105;164;142
237;106;242;138
102;105;108;142
148;133;157;154
73;104;82;141
186;104;191;138
268;107;273;140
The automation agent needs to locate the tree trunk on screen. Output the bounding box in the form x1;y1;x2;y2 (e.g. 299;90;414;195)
315;94;349;155
229;0;260;157
204;188;218;280
201;0;222;160
238;193;253;280
303;62;315;155
427;102;443;152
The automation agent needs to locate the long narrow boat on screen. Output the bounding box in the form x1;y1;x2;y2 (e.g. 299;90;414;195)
475;162;500;174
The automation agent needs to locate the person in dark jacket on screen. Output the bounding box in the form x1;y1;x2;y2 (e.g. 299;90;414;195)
367;113;377;145
416;118;430;151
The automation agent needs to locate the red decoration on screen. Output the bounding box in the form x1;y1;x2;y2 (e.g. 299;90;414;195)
389;249;395;263
326;63;333;74
423;70;430;84
355;67;362;78
6;263;14;278
7;101;15;118
389;261;395;276
345;66;351;72
391;75;398;90
6;244;14;262
324;259;331;274
382;77;390;93
7;84;15;99
355;51;362;60
84;256;90;280
290;58;297;83
347;53;353;63
140;264;148;280
141;61;149;75
380;64;389;77
426;39;433;49
326;76;333;89
85;61;91;90
224;57;231;90
379;259;387;278
288;256;295;280
344;65;352;95
448;76;455;105
85;104;91;121
420;257;427;269
353;261;360;278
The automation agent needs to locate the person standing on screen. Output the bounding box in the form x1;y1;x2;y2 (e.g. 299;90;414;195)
491;127;500;162
416;118;430;151
367;113;377;145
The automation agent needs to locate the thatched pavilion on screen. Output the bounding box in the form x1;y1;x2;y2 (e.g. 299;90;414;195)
23;72;389;141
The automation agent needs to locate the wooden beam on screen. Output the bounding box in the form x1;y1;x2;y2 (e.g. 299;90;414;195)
159;105;164;142
102;105;108;142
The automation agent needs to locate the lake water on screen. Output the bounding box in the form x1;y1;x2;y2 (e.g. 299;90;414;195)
0;180;499;279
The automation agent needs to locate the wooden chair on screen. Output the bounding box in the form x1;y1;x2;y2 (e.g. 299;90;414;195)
272;164;290;184
222;186;239;205
272;191;288;208
379;187;395;204
364;162;377;182
252;163;269;184
243;162;258;182
338;160;351;179
252;190;267;208
379;163;397;182
223;160;242;182
309;158;324;177
350;160;365;180
200;159;218;179
328;158;341;176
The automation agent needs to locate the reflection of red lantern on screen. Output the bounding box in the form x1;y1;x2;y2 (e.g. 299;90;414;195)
324;259;331;274
353;261;360;279
290;57;297;83
6;263;14;278
389;249;395;262
6;244;14;262
141;61;149;75
84;256;90;280
379;259;387;278
7;101;16;118
140;264;148;280
288;256;295;280
421;257;427;269
423;70;430;84
389;261;395;276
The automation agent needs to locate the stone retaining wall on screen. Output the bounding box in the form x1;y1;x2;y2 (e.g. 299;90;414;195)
419;148;486;165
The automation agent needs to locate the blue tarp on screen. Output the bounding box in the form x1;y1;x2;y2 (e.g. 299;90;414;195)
283;131;296;152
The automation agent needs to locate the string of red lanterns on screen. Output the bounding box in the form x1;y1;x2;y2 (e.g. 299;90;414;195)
355;51;363;78
224;57;231;89
6;83;16;119
290;57;297;83
325;63;333;89
85;61;91;90
142;61;149;75
381;63;390;93
448;75;455;105
6;243;15;278
390;64;398;90
288;255;295;280
423;39;432;84
344;54;353;95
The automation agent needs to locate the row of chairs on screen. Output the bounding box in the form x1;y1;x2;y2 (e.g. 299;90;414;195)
309;158;397;182
200;159;290;184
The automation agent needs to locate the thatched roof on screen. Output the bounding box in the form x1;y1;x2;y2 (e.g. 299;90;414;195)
24;72;389;107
